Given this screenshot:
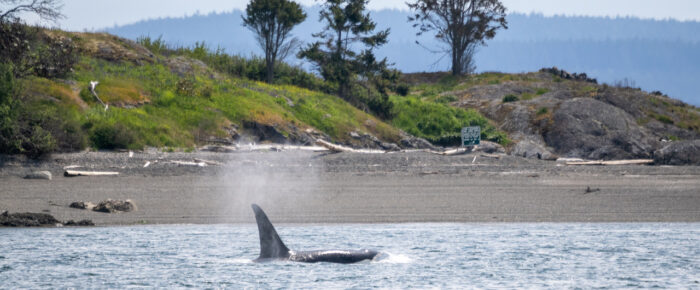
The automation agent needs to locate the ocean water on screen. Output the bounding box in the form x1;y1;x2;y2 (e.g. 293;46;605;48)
1;223;698;288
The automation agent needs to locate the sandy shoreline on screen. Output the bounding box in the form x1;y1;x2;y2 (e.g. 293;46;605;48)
1;150;699;225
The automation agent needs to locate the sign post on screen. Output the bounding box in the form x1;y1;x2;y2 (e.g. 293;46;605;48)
461;126;481;147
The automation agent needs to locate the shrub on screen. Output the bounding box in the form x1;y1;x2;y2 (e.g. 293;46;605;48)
536;107;548;116
502;94;519;102
395;83;410;96
137;35;168;55
0;21;37;77
90;122;135;150
33;34;78;78
175;78;196;97
0;22;77;78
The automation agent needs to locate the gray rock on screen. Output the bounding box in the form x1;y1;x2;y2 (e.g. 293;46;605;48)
70;201;96;210
544;98;658;160
474;141;506;154
654;140;700;165
24;171;52;180
93;199;136;213
379;142;401;152
63;219;95;226
399;136;438;150
511;139;556;160
1;211;61;227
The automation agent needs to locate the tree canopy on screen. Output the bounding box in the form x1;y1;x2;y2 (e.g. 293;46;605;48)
243;0;306;83
298;0;396;117
408;0;507;75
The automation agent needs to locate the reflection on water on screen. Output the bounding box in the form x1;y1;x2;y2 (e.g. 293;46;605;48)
0;223;698;288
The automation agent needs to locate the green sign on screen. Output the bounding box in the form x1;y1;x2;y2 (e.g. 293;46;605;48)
461;126;481;146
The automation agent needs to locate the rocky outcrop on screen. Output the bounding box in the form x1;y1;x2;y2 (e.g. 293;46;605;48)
70;201;96;210
166;56;209;77
0;211;60;227
237;121;322;146
511;138;556;160
0;211;95;227
93;199;136;213
475;141;506;154
654;140;700;165
63;219;96;226
449;70;700;161
544;98;658;159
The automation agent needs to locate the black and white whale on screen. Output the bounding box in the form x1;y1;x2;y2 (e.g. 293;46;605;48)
251;204;379;263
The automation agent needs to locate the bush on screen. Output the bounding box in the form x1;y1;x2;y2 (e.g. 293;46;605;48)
33;34;78;78
175;78;196;97
395;83;410;96
0;22;77;78
90;122;135;150
536;107;548;116
502;94;519;103
0;21;37;77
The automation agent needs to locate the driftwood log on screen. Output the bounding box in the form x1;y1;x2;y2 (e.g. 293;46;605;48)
64;170;119;177
89;81;108;111
566;159;654;166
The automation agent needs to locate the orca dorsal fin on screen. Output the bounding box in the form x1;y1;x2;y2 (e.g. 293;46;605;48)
251;204;290;260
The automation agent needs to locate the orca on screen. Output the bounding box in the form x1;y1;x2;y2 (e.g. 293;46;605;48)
251;204;380;263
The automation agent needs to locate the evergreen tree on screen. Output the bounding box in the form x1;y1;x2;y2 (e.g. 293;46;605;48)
243;0;306;83
298;0;391;103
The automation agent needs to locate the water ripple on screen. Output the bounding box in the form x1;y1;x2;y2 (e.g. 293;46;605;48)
0;223;698;288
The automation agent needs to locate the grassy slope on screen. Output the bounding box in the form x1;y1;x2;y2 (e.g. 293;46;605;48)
19;32;407;151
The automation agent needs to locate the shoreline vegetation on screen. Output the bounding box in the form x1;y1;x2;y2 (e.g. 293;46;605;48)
0;28;697;161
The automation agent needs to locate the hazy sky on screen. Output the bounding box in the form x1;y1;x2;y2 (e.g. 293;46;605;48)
19;0;700;31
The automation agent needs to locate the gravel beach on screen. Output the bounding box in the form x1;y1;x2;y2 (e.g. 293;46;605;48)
1;150;699;225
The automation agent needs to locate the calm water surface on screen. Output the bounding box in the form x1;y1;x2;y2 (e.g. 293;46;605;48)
1;223;698;288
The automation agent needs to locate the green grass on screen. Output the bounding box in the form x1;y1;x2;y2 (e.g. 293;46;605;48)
390;96;509;146
23;51;403;151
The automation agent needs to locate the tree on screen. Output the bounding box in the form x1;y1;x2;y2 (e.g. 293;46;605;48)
408;0;507;76
0;0;63;23
298;0;391;104
243;0;306;83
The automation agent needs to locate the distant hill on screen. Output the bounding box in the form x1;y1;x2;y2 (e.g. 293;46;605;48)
105;8;700;105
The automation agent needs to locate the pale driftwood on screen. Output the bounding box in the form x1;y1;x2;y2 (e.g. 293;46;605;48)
143;161;151;168
315;139;386;154
557;158;585;163
240;144;329;152
171;161;207;167
566;159;654;166
193;159;222;166
479;153;503;159
438;148;470;156
64;170;119;177
89;81;108;111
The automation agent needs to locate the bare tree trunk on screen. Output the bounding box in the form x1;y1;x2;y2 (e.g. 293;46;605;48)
265;58;274;83
451;48;462;75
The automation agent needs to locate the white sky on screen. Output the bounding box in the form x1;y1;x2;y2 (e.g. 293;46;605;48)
16;0;700;31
